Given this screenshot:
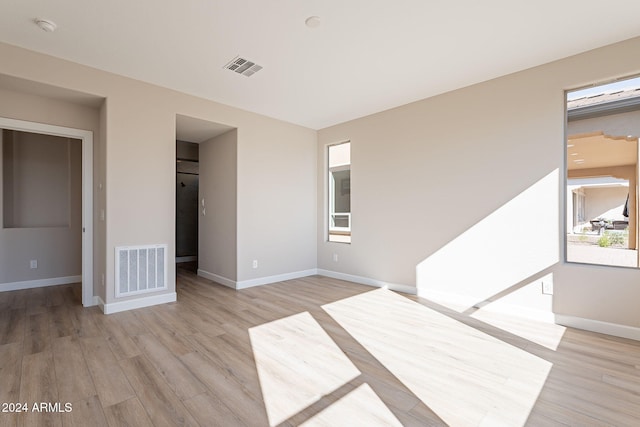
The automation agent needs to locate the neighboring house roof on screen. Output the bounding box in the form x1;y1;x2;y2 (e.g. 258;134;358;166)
568;87;640;109
568;87;640;120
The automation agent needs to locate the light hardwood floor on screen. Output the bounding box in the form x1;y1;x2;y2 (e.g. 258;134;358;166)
1;268;639;426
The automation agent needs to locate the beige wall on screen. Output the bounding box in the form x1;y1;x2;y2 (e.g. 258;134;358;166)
318;36;640;328
0;89;98;286
199;129;237;280
3;131;77;228
0;41;317;304
236;120;318;280
4;34;640;329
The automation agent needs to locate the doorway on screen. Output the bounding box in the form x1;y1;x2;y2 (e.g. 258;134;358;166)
176;141;199;273
0;117;93;306
175;114;235;278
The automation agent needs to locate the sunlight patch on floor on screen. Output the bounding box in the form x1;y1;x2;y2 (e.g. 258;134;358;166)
323;289;552;427
300;383;402;427
249;312;361;426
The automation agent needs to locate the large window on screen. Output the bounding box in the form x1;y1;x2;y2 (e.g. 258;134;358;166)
328;142;351;243
566;76;640;268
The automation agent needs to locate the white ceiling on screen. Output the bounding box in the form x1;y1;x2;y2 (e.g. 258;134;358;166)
2;1;640;130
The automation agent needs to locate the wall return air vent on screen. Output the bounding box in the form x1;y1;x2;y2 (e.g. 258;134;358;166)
224;56;263;77
115;244;167;298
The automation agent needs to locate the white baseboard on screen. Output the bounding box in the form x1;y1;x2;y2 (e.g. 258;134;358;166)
555;314;640;341
197;269;236;289
197;267;418;295
317;269;417;295
198;268;319;290
176;256;197;263
101;292;177;315
0;275;82;292
236;269;319;289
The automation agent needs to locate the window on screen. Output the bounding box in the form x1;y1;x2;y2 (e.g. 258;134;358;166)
565;76;640;268
328;142;351;243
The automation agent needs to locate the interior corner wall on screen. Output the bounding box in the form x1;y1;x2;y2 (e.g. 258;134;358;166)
0;87;100;288
236;120;318;282
199;129;237;281
318;36;640;330
0;41;317;307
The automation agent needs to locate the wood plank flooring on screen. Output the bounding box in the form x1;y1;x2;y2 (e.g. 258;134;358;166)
0;268;639;426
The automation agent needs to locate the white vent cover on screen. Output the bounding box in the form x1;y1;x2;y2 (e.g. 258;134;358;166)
115;244;167;298
224;56;263;77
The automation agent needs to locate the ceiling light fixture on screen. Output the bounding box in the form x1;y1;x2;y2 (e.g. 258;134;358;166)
35;18;57;32
305;16;321;28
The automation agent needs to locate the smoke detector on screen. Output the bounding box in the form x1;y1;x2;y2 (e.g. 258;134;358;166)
223;56;263;77
35;18;57;32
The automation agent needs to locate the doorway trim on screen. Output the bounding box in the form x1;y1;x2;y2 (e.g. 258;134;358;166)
0;117;94;306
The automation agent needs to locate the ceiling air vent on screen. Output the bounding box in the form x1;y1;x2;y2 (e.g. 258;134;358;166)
224;56;263;77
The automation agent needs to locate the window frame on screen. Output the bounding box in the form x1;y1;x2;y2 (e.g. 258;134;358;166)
327;141;351;244
564;76;640;268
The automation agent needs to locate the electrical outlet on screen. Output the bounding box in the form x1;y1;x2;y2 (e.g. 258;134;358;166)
30;260;38;269
333;253;338;262
542;281;553;295
252;260;258;269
